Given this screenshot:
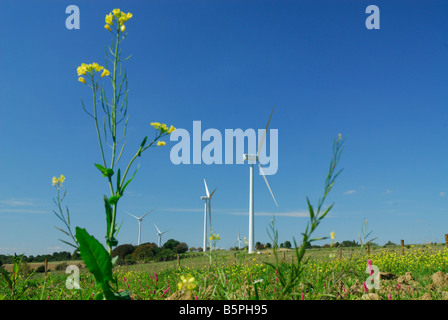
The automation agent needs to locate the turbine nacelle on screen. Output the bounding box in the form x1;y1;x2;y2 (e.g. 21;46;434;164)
243;154;258;162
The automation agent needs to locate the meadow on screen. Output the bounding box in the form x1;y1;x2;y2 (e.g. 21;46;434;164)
2;243;448;300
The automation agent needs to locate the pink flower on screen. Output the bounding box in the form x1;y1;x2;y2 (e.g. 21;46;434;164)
388;294;392;300
397;284;401;290
154;272;158;283
367;259;373;275
46;296;49;300
363;281;368;293
162;286;170;296
123;276;126;282
301;292;304;300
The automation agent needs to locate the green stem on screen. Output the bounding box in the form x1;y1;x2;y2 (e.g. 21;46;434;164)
110;30;120;171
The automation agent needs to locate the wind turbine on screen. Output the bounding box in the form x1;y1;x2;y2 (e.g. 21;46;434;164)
154;224;168;247
200;179;217;252
126;210;153;246
243;107;278;254
233;231;243;250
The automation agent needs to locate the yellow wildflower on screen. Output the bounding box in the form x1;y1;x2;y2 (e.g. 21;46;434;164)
78;77;86;84
77;64;87;76
167;125;176;134
104;24;111;32
150;122;161;129
112;8;121;17
91;63;103;72
101;69;110;78
120;25;126;32
105;13;113;25
52;175;65;187
209;233;221;241
330;231;335;240
177;275;196;291
157;141;166;147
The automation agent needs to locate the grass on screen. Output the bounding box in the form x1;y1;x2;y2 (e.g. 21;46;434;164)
3;244;448;300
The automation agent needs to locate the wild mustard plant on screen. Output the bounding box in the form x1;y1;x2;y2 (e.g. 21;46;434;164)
266;134;345;299
359;218;377;251
0;254;34;300
70;8;176;300
52;175;78;250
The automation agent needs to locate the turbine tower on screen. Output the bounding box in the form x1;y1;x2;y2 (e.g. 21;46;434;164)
154;224;168;247
243;107;278;254
201;179;216;252
127;210;153;246
233;231;243;250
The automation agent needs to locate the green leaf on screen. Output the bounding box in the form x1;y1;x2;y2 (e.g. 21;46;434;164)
104;196;118;248
137;136;148;157
108;195;120;206
116;169;121;194
75;227;113;288
0;267;12;290
120;163;139;193
94;164;114;178
306;197;315;222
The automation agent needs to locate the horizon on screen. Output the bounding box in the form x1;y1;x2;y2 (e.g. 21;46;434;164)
1;1;448;256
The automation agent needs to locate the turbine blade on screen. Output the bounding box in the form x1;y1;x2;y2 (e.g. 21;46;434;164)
258;163;278;207
209;188;217;198
257;106;275;157
126;212;139;220
140;209;153;220
154;224;161;234
204;179;210;197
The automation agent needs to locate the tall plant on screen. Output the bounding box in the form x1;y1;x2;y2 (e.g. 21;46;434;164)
72;9;175;300
267;134;344;299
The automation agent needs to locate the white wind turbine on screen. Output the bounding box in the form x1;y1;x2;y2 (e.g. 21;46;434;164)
243;107;278;254
126;210;153;246
233;231;243;250
154;224;168;247
201;179;217;252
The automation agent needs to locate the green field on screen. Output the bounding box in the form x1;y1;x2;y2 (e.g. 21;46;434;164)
2;244;448;300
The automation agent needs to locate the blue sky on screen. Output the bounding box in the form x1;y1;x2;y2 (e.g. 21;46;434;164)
1;0;448;256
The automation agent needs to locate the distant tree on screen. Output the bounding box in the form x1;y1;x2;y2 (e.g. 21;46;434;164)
163;239;180;251
384;240;396;247
155;248;176;261
340;240;360;247
112;244;135;260
132;242;159;260
280;243;285;248
265;243;272;249
284;241;292;249
174;242;189;254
